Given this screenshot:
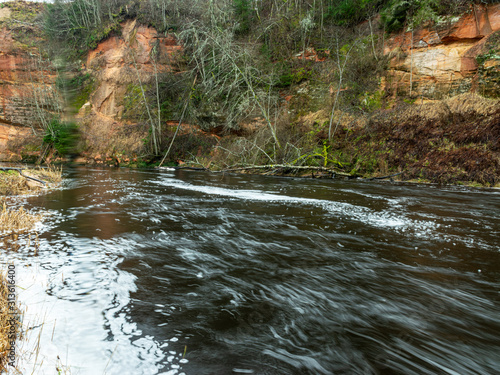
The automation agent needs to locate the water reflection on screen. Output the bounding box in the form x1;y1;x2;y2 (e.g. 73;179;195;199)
2;167;499;374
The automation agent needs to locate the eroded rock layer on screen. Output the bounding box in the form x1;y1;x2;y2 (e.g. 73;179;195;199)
384;3;500;99
0;22;61;158
77;20;183;158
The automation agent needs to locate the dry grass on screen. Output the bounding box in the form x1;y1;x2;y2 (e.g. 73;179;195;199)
0;172;30;196
0;166;62;196
0;165;59;236
330;93;500;185
196;92;499;185
28;165;63;185
79;112;147;158
0;203;43;235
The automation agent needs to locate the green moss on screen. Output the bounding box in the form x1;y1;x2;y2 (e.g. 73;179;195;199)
123;84;144;119
456;181;483;188
62;73;95;113
86;22;121;50
476;50;500;66
0;1;45;47
278;65;314;88
359;90;383;112
55;72;95;114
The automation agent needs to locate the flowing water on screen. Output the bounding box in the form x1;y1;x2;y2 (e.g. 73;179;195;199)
2;167;500;375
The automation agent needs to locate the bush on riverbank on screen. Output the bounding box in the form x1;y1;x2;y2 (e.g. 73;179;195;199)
0;167;60;241
331;93;500;186
0;171;30;196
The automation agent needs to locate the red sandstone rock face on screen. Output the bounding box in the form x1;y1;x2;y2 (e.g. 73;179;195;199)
78;20;183;158
383;4;500;99
0;29;60;127
443;4;500;41
0;16;185;161
0;122;29;160
0;26;62;158
83;20;182;119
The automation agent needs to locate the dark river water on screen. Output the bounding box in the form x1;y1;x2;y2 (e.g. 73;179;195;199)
3;167;500;374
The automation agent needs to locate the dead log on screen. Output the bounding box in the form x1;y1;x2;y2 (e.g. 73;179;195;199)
0;167;47;186
217;165;352;178
157;166;207;171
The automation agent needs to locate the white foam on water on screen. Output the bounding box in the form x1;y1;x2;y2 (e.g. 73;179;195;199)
152;178;437;235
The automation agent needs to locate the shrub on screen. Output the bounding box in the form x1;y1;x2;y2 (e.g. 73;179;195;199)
233;0;255;35
43;0;127;57
380;0;474;32
325;0;388;26
43;120;79;157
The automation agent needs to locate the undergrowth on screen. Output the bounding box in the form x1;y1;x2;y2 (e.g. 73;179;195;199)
201;93;499;186
329;93;500;185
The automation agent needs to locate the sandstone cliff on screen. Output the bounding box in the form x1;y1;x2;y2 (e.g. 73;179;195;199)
76;19;183;160
0;2;62;160
384;3;500;99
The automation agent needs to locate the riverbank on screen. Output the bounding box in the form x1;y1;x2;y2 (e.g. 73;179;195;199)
0;166;62;371
49;92;496;188
157;166;500;191
1;2;498;188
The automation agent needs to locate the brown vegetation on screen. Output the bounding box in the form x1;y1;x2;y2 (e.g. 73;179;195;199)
0;166;62;195
0;172;31;196
204;93;499;186
0;167;60;239
1;0;497;187
332;93;500;185
0;203;43;235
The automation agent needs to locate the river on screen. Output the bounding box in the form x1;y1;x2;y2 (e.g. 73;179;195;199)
3;167;500;374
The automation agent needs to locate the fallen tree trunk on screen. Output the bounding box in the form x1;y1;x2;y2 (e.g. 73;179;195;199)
158;164;404;181
157;166;207;171
0;167;47;186
217;165;353;178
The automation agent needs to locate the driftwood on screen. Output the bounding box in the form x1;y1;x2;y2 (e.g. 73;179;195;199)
0;167;47;186
158;164;404;181
157;166;207;171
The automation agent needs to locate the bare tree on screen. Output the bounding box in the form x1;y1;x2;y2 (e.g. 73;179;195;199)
127;36;160;154
179;16;281;148
328;35;357;141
